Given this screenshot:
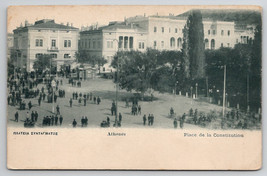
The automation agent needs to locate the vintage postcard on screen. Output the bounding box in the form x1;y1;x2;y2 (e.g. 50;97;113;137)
7;5;262;170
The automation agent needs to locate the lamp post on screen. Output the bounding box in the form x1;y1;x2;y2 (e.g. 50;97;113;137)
113;39;120;122
51;79;56;114
190;86;193;104
195;83;198;99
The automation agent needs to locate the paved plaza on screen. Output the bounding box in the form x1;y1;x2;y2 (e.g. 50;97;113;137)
7;76;228;129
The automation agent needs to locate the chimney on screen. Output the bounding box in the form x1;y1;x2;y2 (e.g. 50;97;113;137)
67;22;69;26
144;13;146;17
71;23;73;27
130;23;133;29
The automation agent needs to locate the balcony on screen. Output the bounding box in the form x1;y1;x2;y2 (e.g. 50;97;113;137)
47;47;59;52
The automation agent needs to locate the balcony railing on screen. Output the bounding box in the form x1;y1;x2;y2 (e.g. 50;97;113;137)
47;47;59;52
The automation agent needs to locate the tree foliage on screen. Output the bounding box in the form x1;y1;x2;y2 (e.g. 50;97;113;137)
182;10;206;80
33;54;54;73
111;49;184;94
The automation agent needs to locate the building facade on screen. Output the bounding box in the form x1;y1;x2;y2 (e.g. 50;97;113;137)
79;22;147;72
77;14;256;73
13;19;79;71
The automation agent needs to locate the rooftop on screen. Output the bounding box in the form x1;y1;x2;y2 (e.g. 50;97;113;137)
14;19;78;33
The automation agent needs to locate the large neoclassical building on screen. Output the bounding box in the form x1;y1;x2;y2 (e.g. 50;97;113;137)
13;19;79;71
79;15;255;71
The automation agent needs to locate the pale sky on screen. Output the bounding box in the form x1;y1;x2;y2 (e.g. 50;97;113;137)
7;5;261;33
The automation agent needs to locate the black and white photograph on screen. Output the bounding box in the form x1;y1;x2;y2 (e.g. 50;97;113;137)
6;5;262;170
7;6;262;130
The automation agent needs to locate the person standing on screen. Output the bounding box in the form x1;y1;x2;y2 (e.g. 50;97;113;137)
59;115;63;126
97;96;101;105
119;113;122;122
93;96;96;104
138;105;141;115
55;115;58;126
51;115;55;126
151;114;154;126
72;119;77;128
15;111;19;122
34;111;38;122
69;98;72;107
56;105;60;115
38;97;41;106
173;118;178;128
143;114;146;126
31;111;35;122
28;101;32;110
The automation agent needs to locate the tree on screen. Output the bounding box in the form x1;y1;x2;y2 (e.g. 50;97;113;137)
74;50;91;63
250;24;262;110
182;10;206;80
111;49;157;95
33;54;54;73
75;51;107;73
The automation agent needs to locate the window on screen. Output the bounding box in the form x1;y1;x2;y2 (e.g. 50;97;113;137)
170;37;175;48
205;39;209;49
124;37;128;49
50;54;57;58
221;30;224;36
88;40;91;48
129;37;133;49
236;39;239;44
64;54;71;58
119;36;123;49
64;40;68;47
228;30;231;36
107;41;114;48
35;39;39;47
227;43;230;47
35;53;43;59
162;27;164;33
175;28;178;33
84;40;87;48
208;30;210;35
153;41;157;49
161;41;164;48
139;42;145;49
211;39;215;50
40;39;43;47
212;30;216;35
221;43;223;47
154;27;157;32
35;39;43;47
177;38;182;48
97;41;101;48
51;40;56;47
68;40;71;47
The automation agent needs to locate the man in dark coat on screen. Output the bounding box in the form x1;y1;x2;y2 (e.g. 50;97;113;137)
72;119;77;127
143;115;146;126
55;115;58;126
15;111;19;122
59;115;63;126
69;98;72;107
